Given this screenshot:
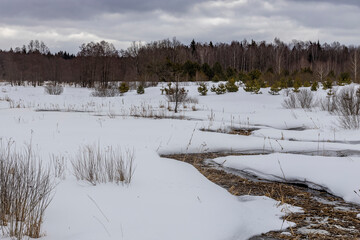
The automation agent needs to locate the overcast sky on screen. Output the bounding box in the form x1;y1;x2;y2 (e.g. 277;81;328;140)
0;0;359;53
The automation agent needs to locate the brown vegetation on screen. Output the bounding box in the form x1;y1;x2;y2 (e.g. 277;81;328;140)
164;152;360;239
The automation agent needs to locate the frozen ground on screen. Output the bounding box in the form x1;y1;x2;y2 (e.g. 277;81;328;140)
0;82;359;239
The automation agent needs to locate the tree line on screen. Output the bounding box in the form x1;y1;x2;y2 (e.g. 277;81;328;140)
0;37;359;88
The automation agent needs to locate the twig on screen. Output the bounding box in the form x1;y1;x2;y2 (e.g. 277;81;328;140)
88;194;109;222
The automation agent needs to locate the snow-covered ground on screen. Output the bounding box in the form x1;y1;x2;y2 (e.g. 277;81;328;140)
0;82;359;239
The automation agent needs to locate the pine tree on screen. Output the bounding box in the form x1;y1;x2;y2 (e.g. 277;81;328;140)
323;77;333;90
215;83;226;95
269;81;281;95
137;85;145;94
226;78;239;92
119;82;129;95
311;81;318;91
253;81;262;94
338;72;351;86
243;80;254;92
293;78;301;92
197;83;208;96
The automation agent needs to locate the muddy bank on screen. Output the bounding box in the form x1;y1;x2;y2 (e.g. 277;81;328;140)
163;152;360;239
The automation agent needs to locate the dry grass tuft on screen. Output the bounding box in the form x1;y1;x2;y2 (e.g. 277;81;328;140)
71;143;135;186
0;140;54;239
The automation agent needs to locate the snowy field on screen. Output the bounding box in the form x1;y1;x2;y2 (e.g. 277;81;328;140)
0;82;359;239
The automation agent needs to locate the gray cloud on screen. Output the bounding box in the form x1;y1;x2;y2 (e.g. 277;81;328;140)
290;0;360;7
0;0;359;53
0;0;205;21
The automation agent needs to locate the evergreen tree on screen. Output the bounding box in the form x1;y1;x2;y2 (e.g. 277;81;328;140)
197;83;208;96
212;74;221;82
338;72;351;86
269;81;281;95
311;81;318;91
137;85;145;94
201;63;214;81
226;67;237;80
190;39;196;55
213;62;225;80
253;80;262;94
243;80;255;92
183;61;199;81
215;83;226;95
323;77;333;90
287;78;294;88
238;71;249;83
119;82;129;95
226;78;239;92
248;69;261;81
293;78;302;92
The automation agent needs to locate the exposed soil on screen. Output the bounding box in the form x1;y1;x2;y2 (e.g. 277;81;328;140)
163;152;360;240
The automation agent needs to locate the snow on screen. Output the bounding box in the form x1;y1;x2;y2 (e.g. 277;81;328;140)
213;153;360;204
1;82;360;239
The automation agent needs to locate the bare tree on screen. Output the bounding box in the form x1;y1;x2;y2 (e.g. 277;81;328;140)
314;62;329;82
350;48;359;83
274;38;285;75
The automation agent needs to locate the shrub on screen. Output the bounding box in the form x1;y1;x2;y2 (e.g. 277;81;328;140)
210;84;217;93
164;83;188;102
197;83;208;96
71;144;135;185
335;86;360;129
297;89;314;109
0;141;54;239
282;89;314;109
137;85;145;94
92;85;119;97
319;95;337;113
44;83;64;95
185;96;199;104
164;82;188;113
282;93;298;109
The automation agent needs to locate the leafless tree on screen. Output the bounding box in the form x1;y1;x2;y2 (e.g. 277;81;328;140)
315;62;329;82
349;47;359;83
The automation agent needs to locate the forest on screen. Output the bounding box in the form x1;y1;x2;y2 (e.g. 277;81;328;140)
0;38;358;89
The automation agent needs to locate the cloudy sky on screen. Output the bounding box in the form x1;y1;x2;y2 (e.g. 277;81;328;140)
0;0;359;53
